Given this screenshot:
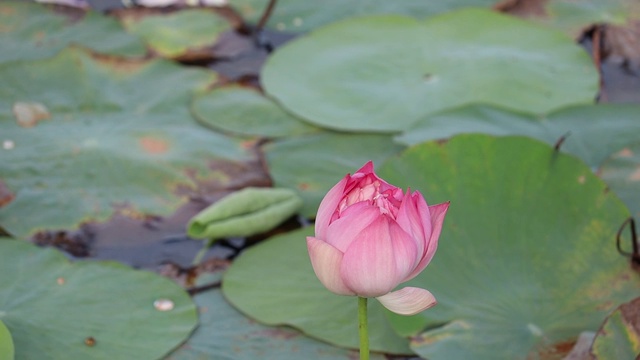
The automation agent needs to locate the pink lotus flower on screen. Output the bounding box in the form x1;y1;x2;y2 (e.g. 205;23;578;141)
307;161;449;315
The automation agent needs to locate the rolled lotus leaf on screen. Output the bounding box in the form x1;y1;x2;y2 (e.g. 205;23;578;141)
187;187;303;240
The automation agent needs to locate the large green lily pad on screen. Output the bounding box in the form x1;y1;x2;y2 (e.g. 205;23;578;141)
376;135;640;359
225;134;640;359
599;144;640;219
222;227;413;355
120;9;230;58
231;0;501;32
264;133;405;217
0;1;146;64
0;47;254;238
262;8;598;132
191;86;318;138
395;104;640;168
0;238;197;359
167;288;386;360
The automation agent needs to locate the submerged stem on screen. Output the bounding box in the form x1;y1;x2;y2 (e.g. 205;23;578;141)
358;297;369;360
256;0;277;32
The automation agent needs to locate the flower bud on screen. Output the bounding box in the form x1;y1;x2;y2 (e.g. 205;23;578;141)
307;161;449;315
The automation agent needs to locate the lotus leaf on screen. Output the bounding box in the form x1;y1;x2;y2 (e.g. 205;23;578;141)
120;9;230;58
0;47;253;238
379;135;640;359
396;104;640;169
0;238;197;359
590;297;640;359
191;86;318;137
224;135;640;359
262;9;598;132
230;0;501;32
0;1;145;64
166;289;386;359
187;187;303;240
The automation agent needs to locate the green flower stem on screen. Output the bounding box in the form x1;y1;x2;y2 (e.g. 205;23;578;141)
192;246;207;266
358;296;369;360
191;239;214;266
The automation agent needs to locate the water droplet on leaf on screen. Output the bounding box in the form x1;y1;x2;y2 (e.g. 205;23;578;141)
153;299;174;311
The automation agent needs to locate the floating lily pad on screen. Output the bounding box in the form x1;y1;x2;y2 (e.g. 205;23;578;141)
167;288;386;360
0;1;146;64
0;320;14;360
231;0;501;32
120;9;230;58
0;238;197;359
222;227;413;355
599;143;640;219
262;8;598;132
225;135;640;358
264;133;405;217
374;135;640;360
191;86;319;138
591;297;640;359
0;47;254;238
395;104;640;168
536;0;640;38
